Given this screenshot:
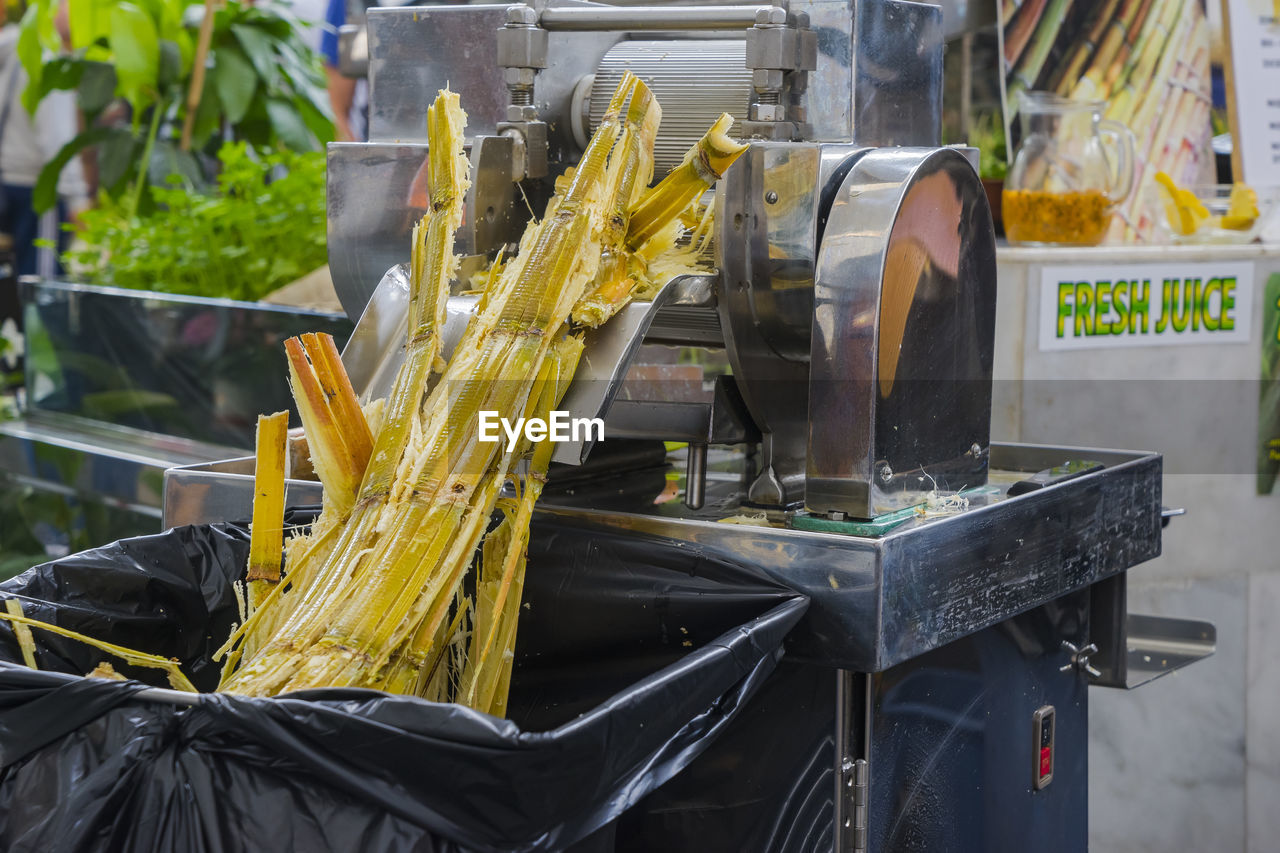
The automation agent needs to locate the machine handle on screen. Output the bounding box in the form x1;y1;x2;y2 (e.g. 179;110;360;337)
537;4;776;31
1098;118;1137;206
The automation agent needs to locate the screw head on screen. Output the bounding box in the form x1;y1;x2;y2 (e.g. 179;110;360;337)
765;190;779;204
970;442;983;458
878;463;893;483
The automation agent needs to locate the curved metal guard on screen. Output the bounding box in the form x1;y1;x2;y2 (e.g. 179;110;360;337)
806;147;997;518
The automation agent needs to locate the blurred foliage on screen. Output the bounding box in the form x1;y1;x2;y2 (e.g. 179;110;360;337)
17;0;332;214
64;140;327;301
968;112;1008;181
0;446;158;583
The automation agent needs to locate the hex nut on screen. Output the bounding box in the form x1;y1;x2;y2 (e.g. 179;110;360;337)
741;120;795;140
496;26;548;68
746;26;798;71
755;6;787;25
505;104;539;122
797;30;818;71
750;102;787;122
752;69;785;91
504;66;536;87
505;4;538;26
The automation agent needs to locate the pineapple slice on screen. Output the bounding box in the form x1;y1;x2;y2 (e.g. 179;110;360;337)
1222;183;1259;231
1155;172;1210;236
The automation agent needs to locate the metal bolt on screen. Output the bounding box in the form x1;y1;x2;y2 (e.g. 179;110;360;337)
878;463;893;483
765;190;778;204
755;6;787;26
505;4;538;26
970;442;982;458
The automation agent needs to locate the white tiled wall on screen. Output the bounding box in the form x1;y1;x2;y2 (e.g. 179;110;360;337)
1090;574;1246;852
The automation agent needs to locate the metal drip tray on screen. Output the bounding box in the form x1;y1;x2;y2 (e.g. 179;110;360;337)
164;442;1162;672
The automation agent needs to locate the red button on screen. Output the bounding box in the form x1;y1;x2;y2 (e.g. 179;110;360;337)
1040;747;1052;777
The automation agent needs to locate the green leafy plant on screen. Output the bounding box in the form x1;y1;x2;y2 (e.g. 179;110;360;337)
18;0;332;214
969;112;1008;182
64;141;328;301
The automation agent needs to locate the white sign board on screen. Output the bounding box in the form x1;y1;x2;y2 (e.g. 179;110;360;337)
1222;0;1280;186
1039;261;1254;351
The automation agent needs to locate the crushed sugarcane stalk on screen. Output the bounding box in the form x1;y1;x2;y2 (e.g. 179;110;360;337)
3;73;748;717
246;411;289;612
0;607;197;692
5;598;37;670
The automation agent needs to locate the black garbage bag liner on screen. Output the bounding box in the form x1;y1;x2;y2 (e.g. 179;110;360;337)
0;520;807;853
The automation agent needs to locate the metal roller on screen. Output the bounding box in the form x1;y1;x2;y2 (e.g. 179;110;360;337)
584;40;750;173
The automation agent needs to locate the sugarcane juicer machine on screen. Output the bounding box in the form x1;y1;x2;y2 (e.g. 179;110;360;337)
167;2;1214;850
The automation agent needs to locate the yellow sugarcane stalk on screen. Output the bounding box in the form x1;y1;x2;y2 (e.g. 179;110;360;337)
457;334;583;712
221;92;470;696
220;76;752;707
4;599;37;670
0;609;197;692
246;411;289;611
627;113;747;251
572;83;661;327
274;79;636;691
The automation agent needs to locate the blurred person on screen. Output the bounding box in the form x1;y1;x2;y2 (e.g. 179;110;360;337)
288;0;331;53
0;4;88;278
320;0;368;141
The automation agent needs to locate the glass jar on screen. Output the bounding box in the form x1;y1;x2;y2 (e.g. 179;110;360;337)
1003;92;1135;246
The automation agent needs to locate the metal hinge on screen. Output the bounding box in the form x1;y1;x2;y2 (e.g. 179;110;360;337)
842;757;869;852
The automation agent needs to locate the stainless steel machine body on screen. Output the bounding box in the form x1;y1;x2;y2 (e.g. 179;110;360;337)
330;0;992;518
166;2;1215;849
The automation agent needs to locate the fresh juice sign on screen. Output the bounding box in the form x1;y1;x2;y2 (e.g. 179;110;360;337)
1039;262;1254;351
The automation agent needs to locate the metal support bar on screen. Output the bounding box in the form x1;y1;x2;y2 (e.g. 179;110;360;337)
538;4;773;30
684;442;707;510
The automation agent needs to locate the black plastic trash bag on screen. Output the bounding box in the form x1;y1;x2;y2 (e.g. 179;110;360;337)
0;520;806;853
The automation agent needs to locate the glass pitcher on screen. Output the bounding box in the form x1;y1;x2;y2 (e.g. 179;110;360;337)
1003;92;1136;246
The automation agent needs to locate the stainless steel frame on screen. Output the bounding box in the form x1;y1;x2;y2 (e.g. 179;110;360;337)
164;442;1175;673
0;279;351;526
